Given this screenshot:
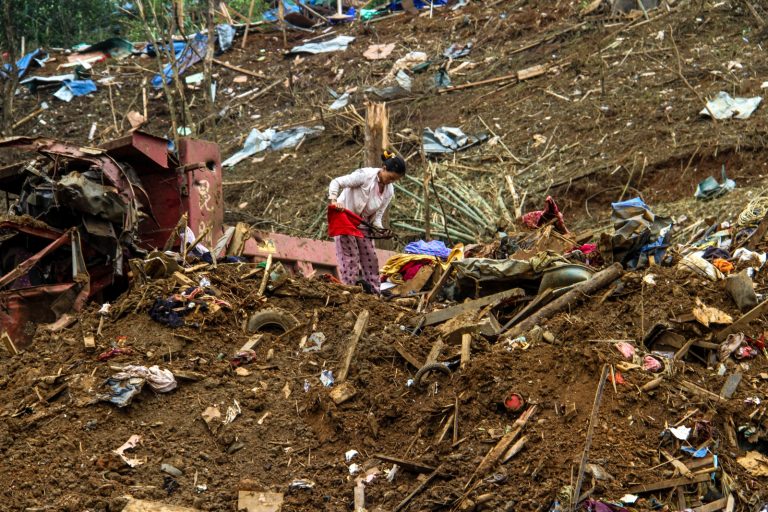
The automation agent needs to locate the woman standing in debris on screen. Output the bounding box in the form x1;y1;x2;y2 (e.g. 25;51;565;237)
328;151;406;293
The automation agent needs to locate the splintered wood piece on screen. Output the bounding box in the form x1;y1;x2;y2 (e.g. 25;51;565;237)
337;310;370;383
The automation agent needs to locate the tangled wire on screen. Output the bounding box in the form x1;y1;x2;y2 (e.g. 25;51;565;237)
737;197;768;227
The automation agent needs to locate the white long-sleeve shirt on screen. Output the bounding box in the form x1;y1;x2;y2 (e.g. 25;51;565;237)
328;167;394;229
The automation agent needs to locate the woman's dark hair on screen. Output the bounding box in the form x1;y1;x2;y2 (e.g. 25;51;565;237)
381;150;406;175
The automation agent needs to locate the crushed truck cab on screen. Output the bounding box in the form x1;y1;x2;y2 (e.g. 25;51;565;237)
0;133;393;348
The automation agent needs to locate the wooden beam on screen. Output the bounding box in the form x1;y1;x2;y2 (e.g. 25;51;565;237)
572;365;610;509
421;288;524;326
241;0;257;48
715;299;768;341
693;498;729;512
460;333;471;370
627;472;711;494
373;454;440;474
337;310;369;383
681;380;728;403
213;58;263;79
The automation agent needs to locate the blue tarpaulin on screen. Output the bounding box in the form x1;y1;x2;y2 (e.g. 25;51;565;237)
152;34;208;89
1;48;48;79
53;80;97;102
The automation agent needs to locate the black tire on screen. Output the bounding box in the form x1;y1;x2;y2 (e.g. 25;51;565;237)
246;308;299;334
414;362;451;388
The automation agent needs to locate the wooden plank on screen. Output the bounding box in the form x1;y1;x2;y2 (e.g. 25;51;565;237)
392;343;422;369
83;334;96;351
681;380;728;403
123;497;202;511
237;490;284;512
720;372;742;399
572;365;610;507
466;405;537;487
425;338;444;365
693;498;728;512
627;472;710;494
715;299;768;342
1;331;19;355
329;381;357;405
422;288;524;326
460;334;471;370
500;288;554;332
373;454;437;474
392;469;439;512
240;333;264;352
337;310;369;383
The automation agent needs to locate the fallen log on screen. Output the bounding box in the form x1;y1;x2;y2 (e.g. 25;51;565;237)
505;263;624;338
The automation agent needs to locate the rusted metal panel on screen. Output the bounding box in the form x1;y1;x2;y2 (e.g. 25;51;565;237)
177;138;224;248
243;232;396;277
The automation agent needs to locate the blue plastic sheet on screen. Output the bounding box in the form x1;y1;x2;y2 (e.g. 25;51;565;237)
681;446;710;458
405;240;451;259
152;34;208;88
53;79;97;102
1;48;48;79
263;0;301;20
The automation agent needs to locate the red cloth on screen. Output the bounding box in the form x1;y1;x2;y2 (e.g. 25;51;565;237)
520;196;568;234
327;206;364;238
400;260;431;281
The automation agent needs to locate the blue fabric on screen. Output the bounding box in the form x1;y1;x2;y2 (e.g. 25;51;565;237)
404;240;451;259
145;41;187;58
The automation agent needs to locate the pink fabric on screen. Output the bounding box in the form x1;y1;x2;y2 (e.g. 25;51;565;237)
520;196;569;234
334;228;380;293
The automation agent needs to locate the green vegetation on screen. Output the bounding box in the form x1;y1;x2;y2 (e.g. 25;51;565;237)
1;0;269;51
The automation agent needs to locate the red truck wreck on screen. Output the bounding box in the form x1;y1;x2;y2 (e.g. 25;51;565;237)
0;132;394;349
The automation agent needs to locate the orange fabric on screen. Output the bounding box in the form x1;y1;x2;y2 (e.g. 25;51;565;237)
712;258;734;274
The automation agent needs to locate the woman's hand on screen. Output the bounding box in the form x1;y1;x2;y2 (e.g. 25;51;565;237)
329;201;345;211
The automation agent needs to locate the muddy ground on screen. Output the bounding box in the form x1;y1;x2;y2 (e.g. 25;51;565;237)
2;0;768;511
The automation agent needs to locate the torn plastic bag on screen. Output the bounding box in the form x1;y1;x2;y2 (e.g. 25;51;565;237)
290;35;355;55
216;24;236;52
263;0;301;21
223;126;324;167
701;91;762;120
582;499;629;512
99;375;145;407
330;92;351;110
423;127;486;154
111;365;178;392
443;42;472;59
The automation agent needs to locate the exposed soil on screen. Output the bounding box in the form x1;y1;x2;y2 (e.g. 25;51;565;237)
2;0;768;511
